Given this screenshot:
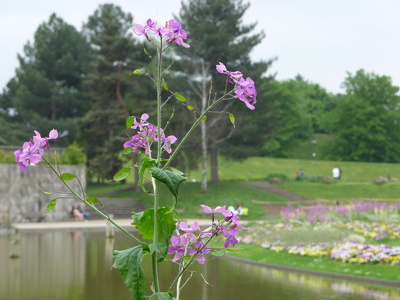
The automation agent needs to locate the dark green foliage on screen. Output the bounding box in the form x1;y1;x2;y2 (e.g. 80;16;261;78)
60;142;87;165
1;14;93;145
80;4;150;182
172;0;272;180
321;70;400;162
265;172;289;182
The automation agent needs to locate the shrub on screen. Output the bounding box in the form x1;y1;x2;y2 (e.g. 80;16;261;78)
265;172;289;183
0;149;18;163
60;142;87;165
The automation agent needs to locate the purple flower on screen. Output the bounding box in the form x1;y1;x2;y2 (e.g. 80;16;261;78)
168;235;188;262
216;62;257;110
200;205;227;214
124;113;177;154
14;129;58;171
132;19;190;48
221;226;239;248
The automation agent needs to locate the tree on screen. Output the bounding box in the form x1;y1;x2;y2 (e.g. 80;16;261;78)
221;78;310;159
321;69;400;162
80;4;148;181
175;0;271;190
0;14;93;145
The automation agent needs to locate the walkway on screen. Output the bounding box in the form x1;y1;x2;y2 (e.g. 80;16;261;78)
13;218;227;232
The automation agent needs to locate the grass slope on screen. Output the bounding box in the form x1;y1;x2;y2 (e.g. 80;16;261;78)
188;157;400;183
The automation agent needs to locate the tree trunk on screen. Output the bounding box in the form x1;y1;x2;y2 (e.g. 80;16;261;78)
200;59;208;192
210;144;219;182
200;120;207;192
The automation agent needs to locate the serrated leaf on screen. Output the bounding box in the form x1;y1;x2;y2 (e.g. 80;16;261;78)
113;246;149;299
144;292;173;300
114;168;131;181
229;113;235;127
175;93;186;103
138;157;157;192
162;78;169;91
186;105;195;111
132;69;143;74
169;167;184;176
132;207;176;259
149;167;186;200
45;199;57;213
126;116;135;128
87;197;99;204
61;173;76;181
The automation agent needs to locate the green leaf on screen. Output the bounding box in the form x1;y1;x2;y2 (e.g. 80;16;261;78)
211;249;226;256
86;197;99;204
169;167;184;176
113;245;149;300
162;78;169;91
144;292;174;300
61;173;76;181
123;147;133;155
138;157;157;192
186;105;195;111
149;167;186;200
229;113;235;127
175;93;186;103
126;116;135;128
114;168;131;181
132;207;176;259
143;47;149;54
45;199;57;213
132;69;143;74
202;116;207;122
39;187;53;195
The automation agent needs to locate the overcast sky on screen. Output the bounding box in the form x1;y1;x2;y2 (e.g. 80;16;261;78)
1;0;399;94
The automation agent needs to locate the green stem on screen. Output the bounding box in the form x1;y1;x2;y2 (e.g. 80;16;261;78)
42;157;141;244
167;230;218;293
163;93;231;170
151;40;164;293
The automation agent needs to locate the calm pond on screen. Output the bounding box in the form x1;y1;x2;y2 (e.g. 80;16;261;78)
1;230;399;300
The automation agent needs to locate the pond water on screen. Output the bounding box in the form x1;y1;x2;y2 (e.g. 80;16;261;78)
1;230;399;300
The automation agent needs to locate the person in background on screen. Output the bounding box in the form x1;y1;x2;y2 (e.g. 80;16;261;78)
332;166;340;179
71;206;84;221
77;205;90;221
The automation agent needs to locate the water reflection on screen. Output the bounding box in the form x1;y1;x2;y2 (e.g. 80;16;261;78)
0;231;399;300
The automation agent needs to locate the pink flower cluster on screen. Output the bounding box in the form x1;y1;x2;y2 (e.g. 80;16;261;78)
168;205;249;264
14;129;58;171
216;62;257;110
133;19;190;48
123;113;177;155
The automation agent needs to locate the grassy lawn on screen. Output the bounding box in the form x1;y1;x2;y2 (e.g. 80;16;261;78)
280;181;400;201
187;157;400;183
99;181;288;220
84;156;400;283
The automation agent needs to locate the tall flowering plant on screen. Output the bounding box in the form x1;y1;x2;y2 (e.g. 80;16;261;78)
14;18;256;300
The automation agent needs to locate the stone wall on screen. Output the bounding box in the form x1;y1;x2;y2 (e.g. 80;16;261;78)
0;164;86;223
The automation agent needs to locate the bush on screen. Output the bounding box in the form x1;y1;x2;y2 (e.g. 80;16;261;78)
265;172;289;183
0;149;18;163
60;143;87;165
296;175;333;183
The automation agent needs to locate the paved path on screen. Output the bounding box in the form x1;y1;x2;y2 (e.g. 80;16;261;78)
13;218;234;232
